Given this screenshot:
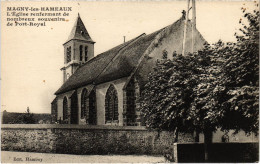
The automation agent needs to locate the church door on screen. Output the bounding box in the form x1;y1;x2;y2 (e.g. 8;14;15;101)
70;91;78;124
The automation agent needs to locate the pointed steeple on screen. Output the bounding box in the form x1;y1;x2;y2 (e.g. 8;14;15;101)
66;14;94;43
62;13;95;83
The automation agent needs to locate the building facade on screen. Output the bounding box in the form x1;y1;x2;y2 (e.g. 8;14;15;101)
51;13;206;126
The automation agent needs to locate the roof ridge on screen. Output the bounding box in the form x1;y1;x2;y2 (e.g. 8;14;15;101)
55;15;207;95
55;33;146;95
123;17;184;89
75;33;145;70
92;33;146;84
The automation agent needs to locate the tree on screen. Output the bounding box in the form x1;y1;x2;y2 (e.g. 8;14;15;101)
219;5;259;134
189;41;231;161
140;47;221;161
140;4;259;162
140;52;209;136
22;107;36;124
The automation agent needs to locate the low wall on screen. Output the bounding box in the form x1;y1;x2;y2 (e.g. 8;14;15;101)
175;142;259;163
199;129;259;143
1;124;194;155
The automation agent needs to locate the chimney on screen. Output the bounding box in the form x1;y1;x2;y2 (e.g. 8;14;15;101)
123;36;126;43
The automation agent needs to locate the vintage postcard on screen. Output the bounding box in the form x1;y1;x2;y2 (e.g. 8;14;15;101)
1;0;259;163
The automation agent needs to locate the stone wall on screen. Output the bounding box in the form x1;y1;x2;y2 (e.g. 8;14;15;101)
198;129;259;143
1;124;194;155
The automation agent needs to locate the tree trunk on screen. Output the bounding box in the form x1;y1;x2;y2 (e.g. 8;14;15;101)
195;130;199;142
204;130;213;162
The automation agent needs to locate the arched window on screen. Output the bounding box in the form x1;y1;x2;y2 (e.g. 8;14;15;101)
81;89;88;119
66;47;71;63
105;85;118;122
85;46;88;61
63;97;68;120
80;45;83;61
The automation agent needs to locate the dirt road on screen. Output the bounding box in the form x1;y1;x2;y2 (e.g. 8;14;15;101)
2;151;165;163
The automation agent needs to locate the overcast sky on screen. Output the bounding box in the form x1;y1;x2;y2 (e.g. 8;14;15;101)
1;1;256;114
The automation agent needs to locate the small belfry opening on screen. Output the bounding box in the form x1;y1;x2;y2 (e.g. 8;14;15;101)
105;85;119;124
80;45;83;61
85;46;88;62
66;47;71;63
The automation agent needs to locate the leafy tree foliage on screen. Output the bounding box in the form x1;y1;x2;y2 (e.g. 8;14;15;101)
220;6;259;134
3;107;37;124
141;47;221;134
22;107;36;124
141;53;202;133
140;4;259;137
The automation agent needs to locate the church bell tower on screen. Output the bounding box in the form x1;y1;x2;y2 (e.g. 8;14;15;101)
61;14;95;83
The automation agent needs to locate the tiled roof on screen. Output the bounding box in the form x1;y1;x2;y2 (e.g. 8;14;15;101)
55;16;206;95
93;29;163;85
55;33;145;95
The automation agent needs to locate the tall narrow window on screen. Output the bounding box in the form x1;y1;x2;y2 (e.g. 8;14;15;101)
81;89;88;119
85;46;88;61
66;47;71;63
63;97;68;121
105;85;118;122
80;45;83;61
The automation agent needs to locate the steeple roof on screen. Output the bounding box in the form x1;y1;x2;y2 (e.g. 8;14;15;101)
65;14;94;43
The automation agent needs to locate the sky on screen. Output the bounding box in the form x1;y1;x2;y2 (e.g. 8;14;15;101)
1;1;256;114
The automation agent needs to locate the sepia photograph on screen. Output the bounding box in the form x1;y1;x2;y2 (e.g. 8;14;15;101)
1;0;259;163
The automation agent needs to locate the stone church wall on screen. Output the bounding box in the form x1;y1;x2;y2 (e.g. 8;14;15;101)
54;78;127;125
57;96;64;120
56;90;74;122
75;84;96;125
96;77;127;126
136;20;206;87
76;87;86;125
148;21;205;60
1;124;195;155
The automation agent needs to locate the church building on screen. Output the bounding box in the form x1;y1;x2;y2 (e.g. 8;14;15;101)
51;13;206;126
